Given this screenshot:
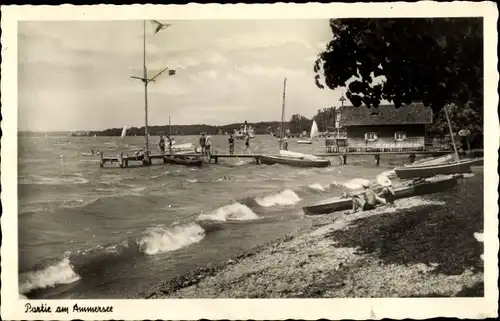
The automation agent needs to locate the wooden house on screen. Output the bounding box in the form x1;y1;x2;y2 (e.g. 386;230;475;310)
329;103;433;152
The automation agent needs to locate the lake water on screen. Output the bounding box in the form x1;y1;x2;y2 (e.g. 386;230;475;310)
18;134;409;299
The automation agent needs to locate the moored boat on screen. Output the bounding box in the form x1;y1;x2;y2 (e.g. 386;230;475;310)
303;175;459;215
164;155;203;167
405;154;454;167
395;161;472;179
259;154;330;167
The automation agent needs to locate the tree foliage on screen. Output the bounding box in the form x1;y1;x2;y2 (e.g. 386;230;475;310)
314;18;483;113
289;114;313;133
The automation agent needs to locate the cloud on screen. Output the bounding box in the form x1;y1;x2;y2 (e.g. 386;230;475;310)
17;19;342;131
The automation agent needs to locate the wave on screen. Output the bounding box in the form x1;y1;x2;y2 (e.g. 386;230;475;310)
186;179;198;183
19;257;81;294
197;202;260;222
19;174;89;186
342;178;371;190
254;189;301;207
20;223;208;294
308;183;325;192
137;223;205;255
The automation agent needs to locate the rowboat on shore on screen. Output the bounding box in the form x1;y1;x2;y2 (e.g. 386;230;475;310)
260;150;331;168
302;175;459;216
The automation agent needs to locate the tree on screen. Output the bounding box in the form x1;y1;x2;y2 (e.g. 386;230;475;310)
289;114;312;133
428;102;483;149
314;107;337;132
314;18;483;114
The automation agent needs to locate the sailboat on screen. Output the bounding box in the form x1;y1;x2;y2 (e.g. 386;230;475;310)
120;125;127;139
394;104;480;179
259;78;331;168
297;120;319;144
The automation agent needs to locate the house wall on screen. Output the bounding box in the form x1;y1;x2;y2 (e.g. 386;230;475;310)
344;124;426;151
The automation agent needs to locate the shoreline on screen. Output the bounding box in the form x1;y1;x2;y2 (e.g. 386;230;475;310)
139;168;483;298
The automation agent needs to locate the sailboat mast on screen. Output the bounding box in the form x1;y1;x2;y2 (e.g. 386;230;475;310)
280;78;287;149
143;20;150;156
169;116;172;136
443;104;460;162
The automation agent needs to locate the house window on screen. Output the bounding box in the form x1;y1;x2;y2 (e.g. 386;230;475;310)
394;131;406;141
365;132;378;141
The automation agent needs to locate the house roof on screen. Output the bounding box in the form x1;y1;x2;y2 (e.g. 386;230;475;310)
339;103;433;127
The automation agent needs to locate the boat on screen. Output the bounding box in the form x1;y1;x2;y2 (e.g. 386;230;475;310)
233;122;255;139
395;161;473;179
164;154;203;167
260;78;331;168
395;105;476;179
297;120;319;144
405;154;454;167
120;125;127;139
260;150;331;168
303;175;459;215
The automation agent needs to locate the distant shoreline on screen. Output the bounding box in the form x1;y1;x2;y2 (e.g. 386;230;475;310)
18;120;288;137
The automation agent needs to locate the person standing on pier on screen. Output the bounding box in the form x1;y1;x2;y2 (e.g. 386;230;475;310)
199;133;206;154
205;133;213;156
228;134;235;155
244;134;250;154
159;136;166;154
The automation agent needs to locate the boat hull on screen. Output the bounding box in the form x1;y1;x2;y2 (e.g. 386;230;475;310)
259;155;330;168
297;140;312;144
395;161;472;179
303;176;459;215
165;155;203;167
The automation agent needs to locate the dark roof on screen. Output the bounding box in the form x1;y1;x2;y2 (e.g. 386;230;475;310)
339;103;433;127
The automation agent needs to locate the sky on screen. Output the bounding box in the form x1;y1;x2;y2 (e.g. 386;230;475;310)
18;19;348;131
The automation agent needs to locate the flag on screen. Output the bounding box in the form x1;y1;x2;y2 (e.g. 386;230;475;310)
151;20;171;34
168;69;176;76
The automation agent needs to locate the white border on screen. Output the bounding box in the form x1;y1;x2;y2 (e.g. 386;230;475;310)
1;2;498;320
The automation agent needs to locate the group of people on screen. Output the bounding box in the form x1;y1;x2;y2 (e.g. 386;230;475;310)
159;135;174;154
344;175;396;214
198;133;213;155
198;133;251;156
227;134;250;155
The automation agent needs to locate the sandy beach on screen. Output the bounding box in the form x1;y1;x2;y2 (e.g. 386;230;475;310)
140;168;484;299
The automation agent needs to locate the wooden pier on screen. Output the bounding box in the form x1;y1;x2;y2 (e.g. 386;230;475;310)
208;150;457;166
100;149;482;168
99;152;199;168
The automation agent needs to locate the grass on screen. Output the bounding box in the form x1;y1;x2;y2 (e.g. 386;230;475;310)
325;171;484;276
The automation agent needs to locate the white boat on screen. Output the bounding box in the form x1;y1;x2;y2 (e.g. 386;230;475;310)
120;125;127;139
297;120;319;144
260;150;330;167
233;123;255;139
